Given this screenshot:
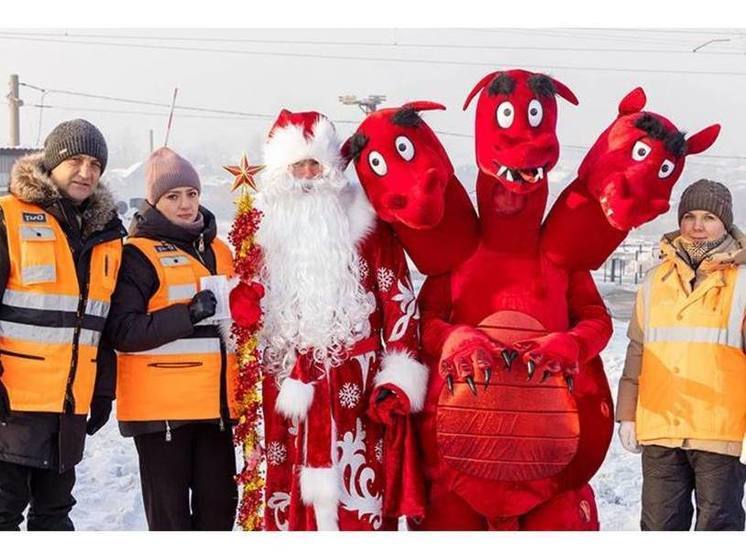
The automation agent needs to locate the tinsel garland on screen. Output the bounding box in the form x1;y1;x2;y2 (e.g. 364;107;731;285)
226;157;265;531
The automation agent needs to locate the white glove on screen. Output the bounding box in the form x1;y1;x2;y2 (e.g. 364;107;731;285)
740;434;746;465
618;421;641;454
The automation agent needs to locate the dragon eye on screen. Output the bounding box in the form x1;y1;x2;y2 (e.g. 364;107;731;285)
496;101;515;129
395;136;415;162
368;151;387;177
527;99;543;127
658;159;675;179
631;140;652;161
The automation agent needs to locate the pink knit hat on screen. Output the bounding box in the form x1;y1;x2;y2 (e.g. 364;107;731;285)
145;147;201;204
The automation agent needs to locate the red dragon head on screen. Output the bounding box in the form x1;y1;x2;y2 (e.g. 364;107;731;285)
343;101;454;230
578;87;720;231
463;68;578;195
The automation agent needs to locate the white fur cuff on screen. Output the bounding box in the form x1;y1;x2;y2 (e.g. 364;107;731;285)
300;467;340;531
374;350;429;413
275;377;315;422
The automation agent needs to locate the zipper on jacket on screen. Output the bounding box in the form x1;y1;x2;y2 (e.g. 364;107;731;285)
218;337;228;431
194;234;206;266
165;421;172;442
62;226;125;413
63;283;88;413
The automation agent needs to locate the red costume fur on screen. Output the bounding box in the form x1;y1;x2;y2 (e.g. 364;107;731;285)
342;101;479;276
347;72;719;530
541;87;720;271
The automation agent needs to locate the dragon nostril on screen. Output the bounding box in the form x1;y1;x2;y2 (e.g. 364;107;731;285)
388;194;408;210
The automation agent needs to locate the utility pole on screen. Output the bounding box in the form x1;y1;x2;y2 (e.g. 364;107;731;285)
8;74;22;146
339;94;386;115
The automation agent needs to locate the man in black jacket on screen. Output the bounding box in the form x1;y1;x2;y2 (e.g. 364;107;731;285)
0;119;126;530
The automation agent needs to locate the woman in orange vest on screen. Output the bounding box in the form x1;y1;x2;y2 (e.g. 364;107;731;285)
616;179;746;531
104;147;238;531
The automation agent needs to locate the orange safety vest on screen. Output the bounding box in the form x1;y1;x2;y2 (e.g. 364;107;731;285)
636;250;746;442
116;236;239;421
0;195;123;414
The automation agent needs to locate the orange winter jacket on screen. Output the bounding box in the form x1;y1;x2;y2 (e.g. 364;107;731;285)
0;195;122;414
116;236;239;421
632;232;746;444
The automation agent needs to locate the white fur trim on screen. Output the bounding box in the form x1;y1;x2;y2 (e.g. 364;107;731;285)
339;184;376;245
216;319;236;353
275;377;315;422
264;117;341;173
216;277;242;353
374;350;429;413
299;467;340;531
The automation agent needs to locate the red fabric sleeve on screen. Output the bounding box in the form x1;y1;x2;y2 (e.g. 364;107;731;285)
566;270;613;363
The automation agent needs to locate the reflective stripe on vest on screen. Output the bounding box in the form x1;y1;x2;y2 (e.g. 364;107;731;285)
0;195;122;414
125;337;221;356
637;261;746;442
116;236;239;421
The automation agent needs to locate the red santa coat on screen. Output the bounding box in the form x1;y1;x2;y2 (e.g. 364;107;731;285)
261;188;427;531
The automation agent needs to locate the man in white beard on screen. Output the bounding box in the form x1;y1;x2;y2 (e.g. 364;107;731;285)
233;109;428;531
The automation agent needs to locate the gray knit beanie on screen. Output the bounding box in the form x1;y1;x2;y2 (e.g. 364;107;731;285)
42;119;108;173
145;147;201;204
677;179;733;231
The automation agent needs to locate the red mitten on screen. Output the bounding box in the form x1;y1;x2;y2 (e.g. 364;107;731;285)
229;281;264;329
514;332;580;387
368;384;410;426
439;325;501;392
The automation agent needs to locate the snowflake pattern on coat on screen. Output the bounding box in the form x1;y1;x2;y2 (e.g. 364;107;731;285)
266;441;288;466
356;257;370;281
376;267;395;292
338;382;362;409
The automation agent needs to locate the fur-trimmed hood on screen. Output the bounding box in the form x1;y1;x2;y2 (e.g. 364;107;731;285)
9;152;120;238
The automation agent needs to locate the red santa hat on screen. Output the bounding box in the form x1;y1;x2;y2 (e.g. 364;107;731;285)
263;109;343;173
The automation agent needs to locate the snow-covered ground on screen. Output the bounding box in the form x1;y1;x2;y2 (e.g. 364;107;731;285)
67;281;742;531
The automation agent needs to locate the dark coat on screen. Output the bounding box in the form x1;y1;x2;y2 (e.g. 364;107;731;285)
0;153;125;472
103;203;231;438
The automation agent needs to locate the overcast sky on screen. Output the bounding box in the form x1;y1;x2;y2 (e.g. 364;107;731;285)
1;28;743;165
1;27;744;234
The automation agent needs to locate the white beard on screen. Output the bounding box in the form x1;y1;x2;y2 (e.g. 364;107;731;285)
256;167;375;379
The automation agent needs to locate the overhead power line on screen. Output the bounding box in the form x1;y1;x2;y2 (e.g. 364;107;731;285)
2;33;746;77
0;29;744;56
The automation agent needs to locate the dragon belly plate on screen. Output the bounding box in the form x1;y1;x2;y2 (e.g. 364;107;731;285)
436;310;580;482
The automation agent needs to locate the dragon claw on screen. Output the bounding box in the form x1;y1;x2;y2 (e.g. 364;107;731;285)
501;349;516;371
527;360;536;380
566;375;575;393
446;375;454;395
484;367;492;389
465;376;478;396
539;370;552;384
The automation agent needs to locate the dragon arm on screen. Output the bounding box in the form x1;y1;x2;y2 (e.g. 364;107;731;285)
419;273;455;361
566;269;613;364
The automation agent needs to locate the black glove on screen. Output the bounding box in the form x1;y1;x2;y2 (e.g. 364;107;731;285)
187;289;217;324
376;387;394;403
86;396;112;436
0;378;10;423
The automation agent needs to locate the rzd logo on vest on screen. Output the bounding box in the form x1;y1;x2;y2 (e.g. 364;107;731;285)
22;212;47;223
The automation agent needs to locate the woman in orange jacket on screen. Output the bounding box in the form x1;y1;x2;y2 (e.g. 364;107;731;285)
616;179;745;531
104;147;238;531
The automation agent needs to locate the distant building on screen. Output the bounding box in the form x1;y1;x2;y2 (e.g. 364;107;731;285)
0;147;38;195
